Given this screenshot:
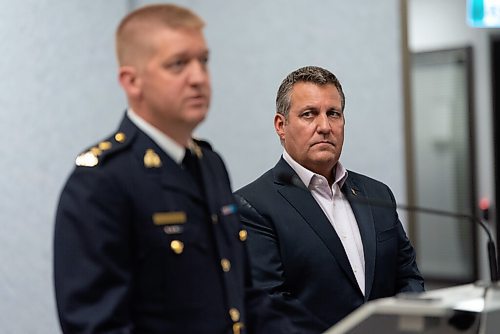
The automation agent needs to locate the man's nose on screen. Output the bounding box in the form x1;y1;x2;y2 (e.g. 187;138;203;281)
316;113;331;133
187;60;209;85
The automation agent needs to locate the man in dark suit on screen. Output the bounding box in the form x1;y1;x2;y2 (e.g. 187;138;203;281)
54;4;297;334
235;66;425;332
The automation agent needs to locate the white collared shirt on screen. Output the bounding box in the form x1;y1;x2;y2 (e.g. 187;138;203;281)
127;108;185;164
282;150;366;295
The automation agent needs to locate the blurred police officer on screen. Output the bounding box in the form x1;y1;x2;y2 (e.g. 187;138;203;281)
54;4;295;334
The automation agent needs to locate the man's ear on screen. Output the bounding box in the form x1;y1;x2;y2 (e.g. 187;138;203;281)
274;113;286;142
118;66;141;98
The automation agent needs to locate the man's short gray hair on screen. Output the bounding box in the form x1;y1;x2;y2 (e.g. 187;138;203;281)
276;66;345;118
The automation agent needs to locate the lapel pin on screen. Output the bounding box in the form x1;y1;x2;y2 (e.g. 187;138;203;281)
351;188;357;196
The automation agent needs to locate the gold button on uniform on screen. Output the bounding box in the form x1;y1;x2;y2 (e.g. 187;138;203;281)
211;214;218;224
115;132;126;143
221;258;231;272
229;308;244;334
229;308;240;322
232;322;244;334
170;240;184;254
238;230;247;242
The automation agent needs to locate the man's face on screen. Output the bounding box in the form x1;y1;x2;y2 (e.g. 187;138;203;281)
136;27;211;132
275;82;344;177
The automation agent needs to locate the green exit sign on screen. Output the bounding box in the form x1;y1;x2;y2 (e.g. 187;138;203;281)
468;0;500;27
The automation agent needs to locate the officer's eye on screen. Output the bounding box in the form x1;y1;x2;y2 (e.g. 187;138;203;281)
165;59;188;73
199;54;209;67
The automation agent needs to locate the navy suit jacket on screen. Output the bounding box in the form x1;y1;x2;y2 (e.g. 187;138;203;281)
54;115;296;334
235;158;424;332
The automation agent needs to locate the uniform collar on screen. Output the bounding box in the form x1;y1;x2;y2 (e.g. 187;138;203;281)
127;108;185;164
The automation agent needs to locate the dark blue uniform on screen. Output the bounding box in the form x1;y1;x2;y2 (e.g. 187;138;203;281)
54;115;292;334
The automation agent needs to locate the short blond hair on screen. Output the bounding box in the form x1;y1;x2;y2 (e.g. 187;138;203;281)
116;4;205;66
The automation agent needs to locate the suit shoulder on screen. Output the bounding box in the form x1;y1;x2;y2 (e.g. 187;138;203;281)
347;170;392;192
347;170;381;183
74;131;133;168
235;169;274;197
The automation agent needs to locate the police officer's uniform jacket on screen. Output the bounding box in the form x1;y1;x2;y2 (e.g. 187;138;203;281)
54;114;287;334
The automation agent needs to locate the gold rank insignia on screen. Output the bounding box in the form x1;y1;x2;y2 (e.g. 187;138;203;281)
144;149;162;168
188;140;203;159
98;141;112;150
90;147;102;156
75;133;123;168
153;211;187;225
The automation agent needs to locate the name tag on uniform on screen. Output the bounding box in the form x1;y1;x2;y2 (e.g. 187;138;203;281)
163;225;184;235
153;211;187;225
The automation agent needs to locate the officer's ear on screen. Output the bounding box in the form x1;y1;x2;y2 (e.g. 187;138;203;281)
118;65;141;98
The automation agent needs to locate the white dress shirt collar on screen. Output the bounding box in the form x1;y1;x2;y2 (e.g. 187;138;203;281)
282;149;348;189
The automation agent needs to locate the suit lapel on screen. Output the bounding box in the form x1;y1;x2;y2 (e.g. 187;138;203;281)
343;176;376;300
272;158;359;290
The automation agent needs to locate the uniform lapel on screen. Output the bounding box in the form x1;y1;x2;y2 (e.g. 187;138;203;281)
120;116;203;202
343;176;376;300
159;157;203;202
272;158;359;290
196;148;234;246
196;149;217;212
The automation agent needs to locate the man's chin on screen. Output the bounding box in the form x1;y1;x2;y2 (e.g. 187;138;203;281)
184;110;208;128
312;145;339;156
312;152;339;165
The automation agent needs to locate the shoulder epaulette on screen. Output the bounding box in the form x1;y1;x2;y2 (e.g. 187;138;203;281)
75;131;131;167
